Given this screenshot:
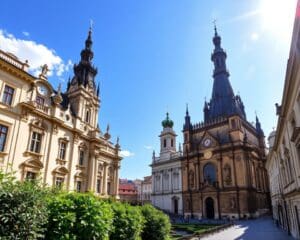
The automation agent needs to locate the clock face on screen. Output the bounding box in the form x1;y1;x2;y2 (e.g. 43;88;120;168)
203;138;211;147
37;84;48;96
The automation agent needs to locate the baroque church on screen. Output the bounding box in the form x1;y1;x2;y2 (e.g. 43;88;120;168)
151;113;183;215
181;27;270;219
0;29;121;197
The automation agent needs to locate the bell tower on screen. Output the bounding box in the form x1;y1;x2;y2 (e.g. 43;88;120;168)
67;28;100;129
160;113;177;159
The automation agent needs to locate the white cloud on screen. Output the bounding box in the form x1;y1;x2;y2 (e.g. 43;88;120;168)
120;150;135;158
144;145;153;150
22;31;30;37
251;32;259;41
0;29;71;78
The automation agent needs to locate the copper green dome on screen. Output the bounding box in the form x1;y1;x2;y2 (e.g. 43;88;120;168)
162;112;174;128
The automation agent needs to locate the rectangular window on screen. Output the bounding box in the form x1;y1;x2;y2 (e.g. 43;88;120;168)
79;150;84;165
107;182;111;195
97;179;101;193
30;132;42;153
76;181;82;192
0;124;8;152
55;177;64;188
36;96;45;106
26;171;36;180
59;142;66;160
2;85;14;105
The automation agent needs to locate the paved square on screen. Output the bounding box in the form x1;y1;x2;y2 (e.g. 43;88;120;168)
195;217;293;240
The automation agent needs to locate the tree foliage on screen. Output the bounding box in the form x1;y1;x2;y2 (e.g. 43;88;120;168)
110;203;144;240
141;204;171;240
0;171;48;240
45;193;113;240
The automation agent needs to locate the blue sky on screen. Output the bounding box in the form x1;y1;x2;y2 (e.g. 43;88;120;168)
0;0;297;179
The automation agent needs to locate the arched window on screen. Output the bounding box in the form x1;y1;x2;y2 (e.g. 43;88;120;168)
163;139;167;148
203;163;216;184
171;139;174;147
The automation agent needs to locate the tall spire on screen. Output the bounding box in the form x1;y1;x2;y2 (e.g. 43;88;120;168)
72;27;98;91
204;25;246;122
184;104;191;131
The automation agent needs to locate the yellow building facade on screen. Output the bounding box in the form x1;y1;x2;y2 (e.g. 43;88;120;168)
0;30;121;198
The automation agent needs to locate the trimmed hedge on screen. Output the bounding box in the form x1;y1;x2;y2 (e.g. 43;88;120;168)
0;171;171;239
110;203;144;240
45;193;113;240
141;204;171;240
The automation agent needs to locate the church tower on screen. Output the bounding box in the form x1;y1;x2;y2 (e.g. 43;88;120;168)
160;113;177;158
181;26;269;220
67;28;100;129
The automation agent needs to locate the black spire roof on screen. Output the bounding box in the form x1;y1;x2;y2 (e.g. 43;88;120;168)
204;26;246;122
71;28;98;90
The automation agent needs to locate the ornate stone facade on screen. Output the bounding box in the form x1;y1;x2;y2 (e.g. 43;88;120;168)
0;30;121;198
181;27;270;219
267;4;300;238
151;113;183;215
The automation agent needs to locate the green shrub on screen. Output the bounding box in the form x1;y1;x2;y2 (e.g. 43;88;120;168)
110;203;144;240
0;171;48;240
45;192;113;240
141;204;171;240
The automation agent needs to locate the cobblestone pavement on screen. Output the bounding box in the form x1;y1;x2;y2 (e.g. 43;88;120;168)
192;216;293;240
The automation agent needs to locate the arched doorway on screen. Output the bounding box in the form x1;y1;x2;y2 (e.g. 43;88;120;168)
205;197;215;219
172;196;179;214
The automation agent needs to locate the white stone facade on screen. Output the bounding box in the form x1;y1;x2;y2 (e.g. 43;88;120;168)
151;114;183;215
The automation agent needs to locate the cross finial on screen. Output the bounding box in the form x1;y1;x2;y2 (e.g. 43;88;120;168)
213;19;217;35
90;19;94;31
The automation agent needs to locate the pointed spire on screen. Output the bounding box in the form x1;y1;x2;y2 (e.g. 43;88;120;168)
184;104;191;131
206;25;246;122
255;114;264;136
186;103;189;116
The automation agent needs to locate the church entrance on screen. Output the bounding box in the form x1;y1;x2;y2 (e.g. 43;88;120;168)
205;197;215;219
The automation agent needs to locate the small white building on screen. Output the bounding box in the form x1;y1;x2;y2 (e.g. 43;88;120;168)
151;113;183;215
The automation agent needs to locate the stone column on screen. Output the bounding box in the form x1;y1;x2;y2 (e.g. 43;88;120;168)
114;166;120;197
88;151;96;191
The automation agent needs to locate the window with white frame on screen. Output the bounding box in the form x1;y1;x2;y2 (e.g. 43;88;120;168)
79;150;84;165
2;85;14;105
58;141;67;160
55;177;64;188
0;124;8;152
30;132;42;153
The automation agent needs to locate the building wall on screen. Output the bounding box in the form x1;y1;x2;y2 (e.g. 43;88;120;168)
267;3;300;238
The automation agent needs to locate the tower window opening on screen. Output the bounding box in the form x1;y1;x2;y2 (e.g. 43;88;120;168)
163;139;167;148
85;109;90;123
